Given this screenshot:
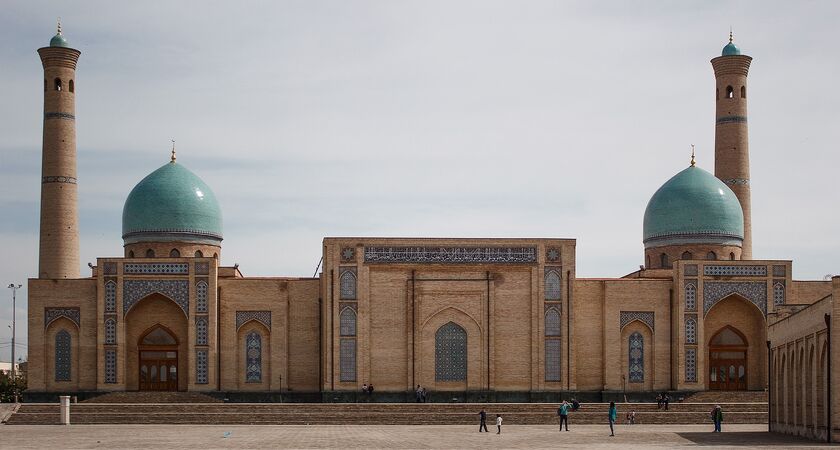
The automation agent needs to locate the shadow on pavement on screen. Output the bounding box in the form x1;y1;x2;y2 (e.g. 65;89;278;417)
677;431;829;447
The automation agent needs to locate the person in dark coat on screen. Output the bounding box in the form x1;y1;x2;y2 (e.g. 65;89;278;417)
478;409;488;432
711;405;723;432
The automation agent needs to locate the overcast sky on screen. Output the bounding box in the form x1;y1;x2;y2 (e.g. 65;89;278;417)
1;1;839;360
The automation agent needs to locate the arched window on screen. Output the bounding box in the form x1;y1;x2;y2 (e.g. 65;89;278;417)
69;79;74;93
773;282;785;306
340;307;357;336
681;251;692;260
730;252;735;260
707;251;717;260
245;331;261;382
339;270;356;300
726;85;734;98
105;318;116;344
740;86;746;98
435;322;467;382
684;283;696;311
685;317;697;344
213;253;218;259
55;329;71;381
545;270;561;300
169;249;180;258
128;250;135;258
105;280;116;313
146;249;155;258
660;253;669;268
54;78;62;91
196;281;208;313
196;317;208;345
628;332;644;383
545;308;561;336
195;250;203;257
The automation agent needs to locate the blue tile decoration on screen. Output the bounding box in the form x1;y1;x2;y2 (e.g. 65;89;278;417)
545;339;561;381
123;279;189;317
628;332;644;383
684;281;697;311
196;316;208;345
195;262;210;275
685;315;697;344
105;349;117;384
685;347;697;382
365;246;537;264
55;330;71;381
339;338;356;382
545;268;561;300
196;349;208;384
703;281;767;316
196;280;208;313
435;322;467;382
773;281;785;306
339;268;357;300
245;331;262;383
235;311;271;331
620;311;654;332
45;307;80;329
339;307;356;337
105;318;116;345
704;265;766;276
105;280;116;313
124;263;189;274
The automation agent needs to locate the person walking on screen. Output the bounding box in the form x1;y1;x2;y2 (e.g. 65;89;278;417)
663;393;670;411
496;414;503;434
416;385;422;403
557;400;570;431
711;405;723;432
478;409;488;432
608;401;618;436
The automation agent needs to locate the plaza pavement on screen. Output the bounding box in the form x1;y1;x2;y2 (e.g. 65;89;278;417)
0;424;829;449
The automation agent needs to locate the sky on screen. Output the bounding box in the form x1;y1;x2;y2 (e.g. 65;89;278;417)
1;1;839;361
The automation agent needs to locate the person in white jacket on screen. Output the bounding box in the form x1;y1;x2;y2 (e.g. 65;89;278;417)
496;415;503;434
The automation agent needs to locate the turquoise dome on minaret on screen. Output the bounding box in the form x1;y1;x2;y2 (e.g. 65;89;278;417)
643;164;743;248
122;156;223;246
49;20;69;47
721;32;741;56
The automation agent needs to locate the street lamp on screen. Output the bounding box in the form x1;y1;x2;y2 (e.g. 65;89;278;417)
7;283;21;398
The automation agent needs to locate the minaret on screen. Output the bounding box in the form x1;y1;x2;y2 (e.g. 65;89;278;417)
711;32;753;259
37;21;81;279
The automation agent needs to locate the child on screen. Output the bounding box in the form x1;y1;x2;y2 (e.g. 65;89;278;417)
496;414;503;434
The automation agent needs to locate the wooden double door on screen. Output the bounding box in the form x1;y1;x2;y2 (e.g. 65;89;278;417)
139;350;178;391
708;326;748;390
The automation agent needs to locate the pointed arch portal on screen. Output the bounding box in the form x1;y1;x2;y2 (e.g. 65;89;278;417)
708;325;748;390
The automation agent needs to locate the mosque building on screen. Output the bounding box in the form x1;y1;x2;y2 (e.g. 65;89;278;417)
25;26;840;440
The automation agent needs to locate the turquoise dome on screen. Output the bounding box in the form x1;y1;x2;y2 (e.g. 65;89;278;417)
643;165;743;248
50;33;68;48
122;161;223;245
722;41;740;56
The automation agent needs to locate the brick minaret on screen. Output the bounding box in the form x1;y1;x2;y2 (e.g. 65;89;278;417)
37;23;81;279
711;33;753;259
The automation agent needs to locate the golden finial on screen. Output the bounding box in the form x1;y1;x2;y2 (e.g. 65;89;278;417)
57;17;62;35
729;27;733;43
170;139;176;163
690;144;696;167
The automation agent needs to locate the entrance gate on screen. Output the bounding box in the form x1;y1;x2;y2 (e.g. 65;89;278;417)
137;326;179;391
708;326;748;390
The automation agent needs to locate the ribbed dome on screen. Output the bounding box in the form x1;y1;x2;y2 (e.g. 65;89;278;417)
643;165;743;248
122;161;223;246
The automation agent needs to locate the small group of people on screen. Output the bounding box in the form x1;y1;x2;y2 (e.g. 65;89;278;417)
655;393;671;410
360;383;374;400
478;409;503;434
414;385;428;403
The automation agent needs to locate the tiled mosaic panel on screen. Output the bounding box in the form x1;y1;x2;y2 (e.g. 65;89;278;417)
105;349;117;384
340;307;357;336
685;316;697;344
124;263;189;274
684;281;697;311
772;265;786;277
628;332;644;383
196;350;208;384
703;282;767;316
103;262;117;275
704;265;767;277
685;348;697;382
773;282;785;306
545;339;561;381
339;338;356;382
620;311;654;331
365;246;537;264
545;269;561;300
105;318;116;345
45;308;80;329
545;308;561;336
105;280;117;313
435;322;467;382
235;311;271;330
123;280;189;317
245;331;262;383
196;317;208;345
195;262;210;275
196;280;208;313
339;268;357;300
55;330;71;381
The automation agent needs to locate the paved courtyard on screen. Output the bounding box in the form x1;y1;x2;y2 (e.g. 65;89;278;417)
0;424;829;449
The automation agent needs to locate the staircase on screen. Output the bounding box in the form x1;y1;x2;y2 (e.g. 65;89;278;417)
5;401;767;425
81;392;222;403
683;390;767;403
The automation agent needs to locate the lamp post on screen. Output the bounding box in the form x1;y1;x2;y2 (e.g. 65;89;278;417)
7;283;21;399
